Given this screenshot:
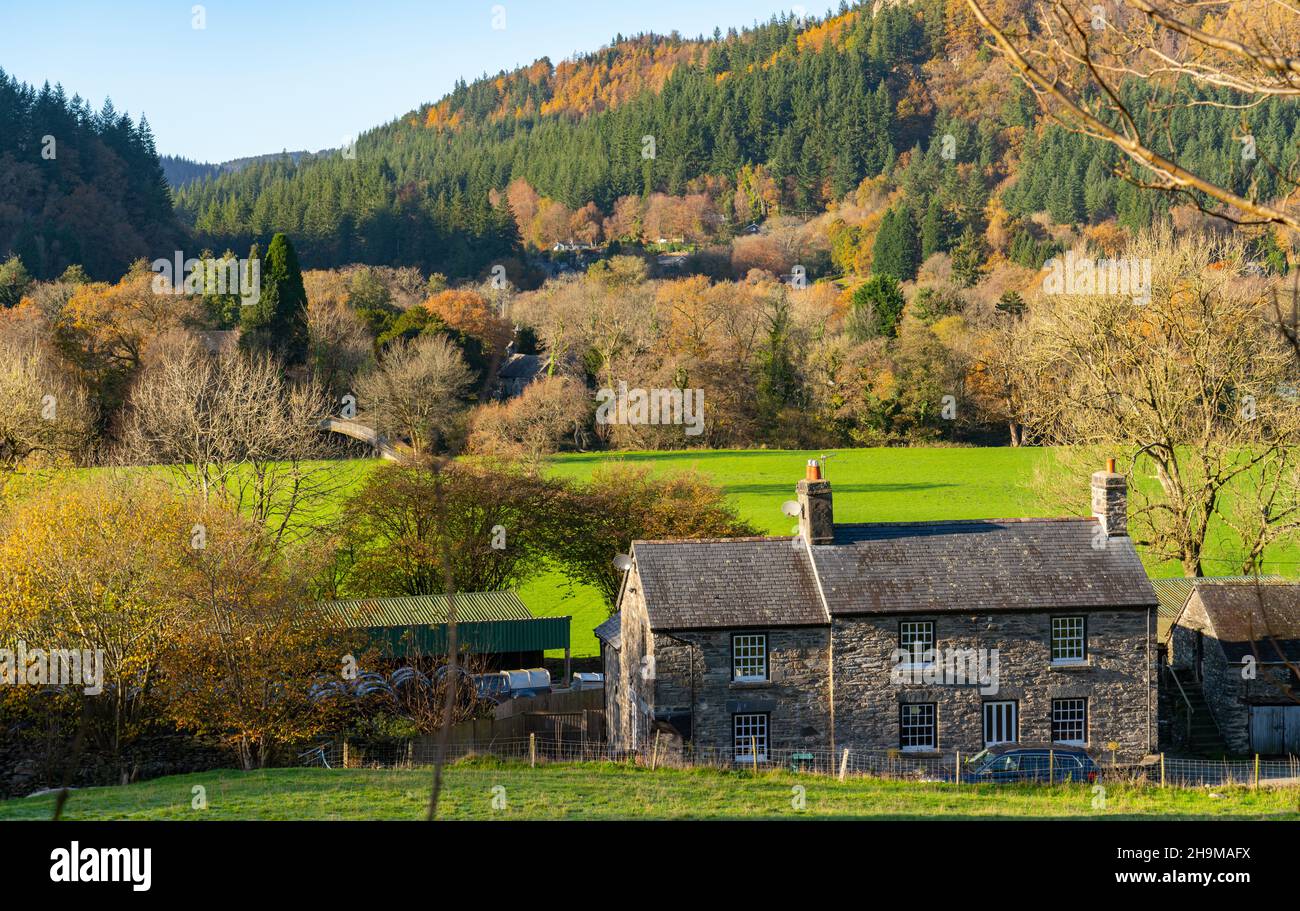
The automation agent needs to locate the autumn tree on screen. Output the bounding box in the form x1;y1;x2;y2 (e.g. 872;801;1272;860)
307;296;373;395
0;475;190;755
158;504;351;770
354;333;474;457
118;333;340;545
467;375;591;463
553;464;758;606
333;461;572;596
0;334;94;475
1019;230;1300;575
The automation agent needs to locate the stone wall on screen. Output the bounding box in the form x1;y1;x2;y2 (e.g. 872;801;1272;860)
831;609;1156;760
0;733;233;799
612;569;652;752
608;563;1157;760
653;626;832;758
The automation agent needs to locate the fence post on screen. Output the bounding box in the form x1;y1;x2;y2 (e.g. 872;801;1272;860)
1254;754;1260;789
839;748;849;782
751;736;759;773
1048;749;1054;784
529;733;536;769
955;751;960;786
651;730;660;771
1160;752;1165;788
342;740;349;769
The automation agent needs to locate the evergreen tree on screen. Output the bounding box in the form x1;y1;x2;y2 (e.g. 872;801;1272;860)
240;234;308;363
850;275;906;339
951;226;986;287
0;254;32;308
872;204;921;281
920;197;951;260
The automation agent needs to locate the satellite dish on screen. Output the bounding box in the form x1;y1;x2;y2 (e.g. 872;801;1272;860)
613;553;633;572
781;500;802;518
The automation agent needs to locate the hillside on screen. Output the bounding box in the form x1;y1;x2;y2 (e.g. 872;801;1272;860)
169;0;1300;279
0;68;180;280
160;149;328;190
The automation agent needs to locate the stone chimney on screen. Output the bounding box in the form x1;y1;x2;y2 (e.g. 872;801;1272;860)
796;460;834;544
1091;458;1127;538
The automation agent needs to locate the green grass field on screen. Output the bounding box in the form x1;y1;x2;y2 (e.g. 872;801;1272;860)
537;447;1057;655
3;761;1296;820
59;446;1295;658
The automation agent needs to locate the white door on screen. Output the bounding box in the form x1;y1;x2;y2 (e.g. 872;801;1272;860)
983;701;1018;746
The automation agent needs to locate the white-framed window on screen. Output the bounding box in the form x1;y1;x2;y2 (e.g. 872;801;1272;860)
733;713;769;762
1052;698;1087;745
732;633;768;682
983;700;1018;746
1051;616;1086;664
899;703;936;752
899;621;935;665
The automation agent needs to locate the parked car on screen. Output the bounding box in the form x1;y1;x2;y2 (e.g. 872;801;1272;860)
961;745;1100;783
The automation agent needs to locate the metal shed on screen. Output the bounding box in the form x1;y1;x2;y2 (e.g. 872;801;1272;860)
323;591;572;675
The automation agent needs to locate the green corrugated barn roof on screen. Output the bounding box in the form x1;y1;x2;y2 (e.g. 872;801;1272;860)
322;591;569;656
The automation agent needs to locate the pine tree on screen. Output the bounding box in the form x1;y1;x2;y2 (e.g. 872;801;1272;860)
872;204;920;281
951;226;986;287
850;275;906;339
920;197;951;260
240;233;308;363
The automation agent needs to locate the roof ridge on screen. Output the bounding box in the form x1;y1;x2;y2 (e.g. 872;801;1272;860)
633;535;789;546
833;516;1095;529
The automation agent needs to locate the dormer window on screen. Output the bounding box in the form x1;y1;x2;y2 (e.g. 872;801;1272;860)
732;633;768;682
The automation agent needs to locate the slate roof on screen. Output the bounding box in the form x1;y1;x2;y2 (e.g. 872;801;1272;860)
631;537;828;630
812;518;1155;615
628;518;1157;631
593;613;622;650
1152;575;1282;641
1186;582;1300;664
498;353;545;380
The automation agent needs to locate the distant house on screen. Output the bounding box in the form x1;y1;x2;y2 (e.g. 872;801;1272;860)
495;352;546;399
603;460;1158;763
324;591;572;676
1166;581;1300;755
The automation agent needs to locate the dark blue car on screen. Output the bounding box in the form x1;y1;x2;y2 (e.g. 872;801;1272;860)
961;745;1100;783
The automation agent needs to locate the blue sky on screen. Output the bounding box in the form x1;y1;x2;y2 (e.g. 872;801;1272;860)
0;1;805;162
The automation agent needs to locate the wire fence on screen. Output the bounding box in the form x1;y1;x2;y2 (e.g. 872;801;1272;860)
296;737;1300;788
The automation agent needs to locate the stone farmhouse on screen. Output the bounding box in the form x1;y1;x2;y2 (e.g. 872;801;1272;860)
597;460;1160;763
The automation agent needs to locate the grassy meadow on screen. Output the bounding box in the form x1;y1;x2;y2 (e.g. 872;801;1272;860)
3;760;1296;820
44;446;1295;658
